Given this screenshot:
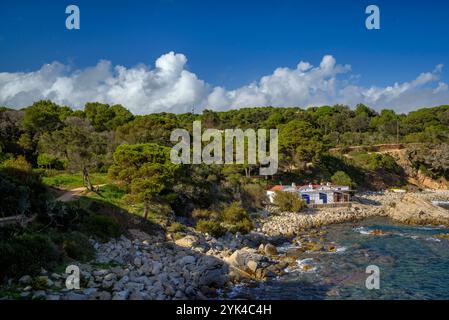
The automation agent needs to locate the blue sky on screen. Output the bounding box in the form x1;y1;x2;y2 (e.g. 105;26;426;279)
1;0;449;114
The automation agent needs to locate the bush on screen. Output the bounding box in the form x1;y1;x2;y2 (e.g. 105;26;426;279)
331;171;353;187
32;276;49;290
196;220;226;238
37;153;65;170
37;201;87;231
351;152;400;173
272;191;305;212
221;202;254;234
1;155;32;172
191;208;219;221
0;233;62;278
241;184;267;211
63;231;95;262
227;218;253;234
222;202;249;224
0;163;49;218
83;214;121;242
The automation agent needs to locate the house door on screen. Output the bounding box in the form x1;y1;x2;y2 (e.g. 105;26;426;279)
319;193;327;204
301;194;310;204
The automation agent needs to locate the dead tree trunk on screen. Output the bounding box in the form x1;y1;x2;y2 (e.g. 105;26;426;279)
82;167;95;192
143;200;149;220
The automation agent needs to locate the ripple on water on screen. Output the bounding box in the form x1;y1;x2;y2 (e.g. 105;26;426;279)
353;226;371;235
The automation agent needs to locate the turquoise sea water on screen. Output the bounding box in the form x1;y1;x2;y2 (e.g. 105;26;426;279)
226;217;449;300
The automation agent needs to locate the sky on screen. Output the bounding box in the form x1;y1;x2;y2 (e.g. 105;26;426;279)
0;0;449;114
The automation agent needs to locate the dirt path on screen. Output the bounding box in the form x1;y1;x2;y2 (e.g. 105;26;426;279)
56;185;106;202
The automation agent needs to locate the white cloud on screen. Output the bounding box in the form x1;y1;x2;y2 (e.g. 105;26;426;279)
0;52;448;114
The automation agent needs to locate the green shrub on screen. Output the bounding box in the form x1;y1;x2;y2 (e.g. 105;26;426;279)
191;208;213;220
272;191;305;212
167;222;186;234
241;184;267;211
191;208;221;221
221;202;254;234
0;233;62;278
351;152;400;173
0;162;49;218
37;153;65;170
227;218;253;234
83;214;121;242
419;164;432;177
222;202;249;224
37;201;87;231
331;171;353;187
32;276;49;290
1;155;32;172
196;220;226;238
63;231;95;262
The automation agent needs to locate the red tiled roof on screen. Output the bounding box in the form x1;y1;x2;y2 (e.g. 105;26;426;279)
268;185;284;191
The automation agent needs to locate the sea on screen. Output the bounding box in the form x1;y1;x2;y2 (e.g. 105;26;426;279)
224;215;449;300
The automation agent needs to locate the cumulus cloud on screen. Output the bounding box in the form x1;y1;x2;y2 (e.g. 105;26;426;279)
0;52;448;114
0;52;208;115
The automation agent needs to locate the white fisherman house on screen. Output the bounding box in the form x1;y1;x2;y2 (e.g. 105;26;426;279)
267;183;351;205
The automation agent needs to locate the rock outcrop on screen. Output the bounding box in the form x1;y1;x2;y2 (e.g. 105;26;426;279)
260;205;386;236
224;248;278;280
387;193;449;226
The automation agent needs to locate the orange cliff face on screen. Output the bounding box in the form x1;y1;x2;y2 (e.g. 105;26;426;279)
383;148;449;190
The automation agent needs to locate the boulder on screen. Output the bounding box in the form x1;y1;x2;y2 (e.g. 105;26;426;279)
174;290;185;299
104;273;116;281
264;243;278;256
246;260;258;273
124;282;145;292
164;284;175;296
225;248;265;279
30;291;47;300
83;288;98;295
89;291;112;300
199;268;228;288
18;275;32;285
129;291;143;300
133;257;142;267
178;255;196;265
175;235;198;248
284;248;304;259
112;290;129;300
152;261;163;274
65;292;87;300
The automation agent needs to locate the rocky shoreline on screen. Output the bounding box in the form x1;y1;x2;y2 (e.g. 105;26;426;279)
7;227;291;300
3;190;449;300
260;190;449;237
